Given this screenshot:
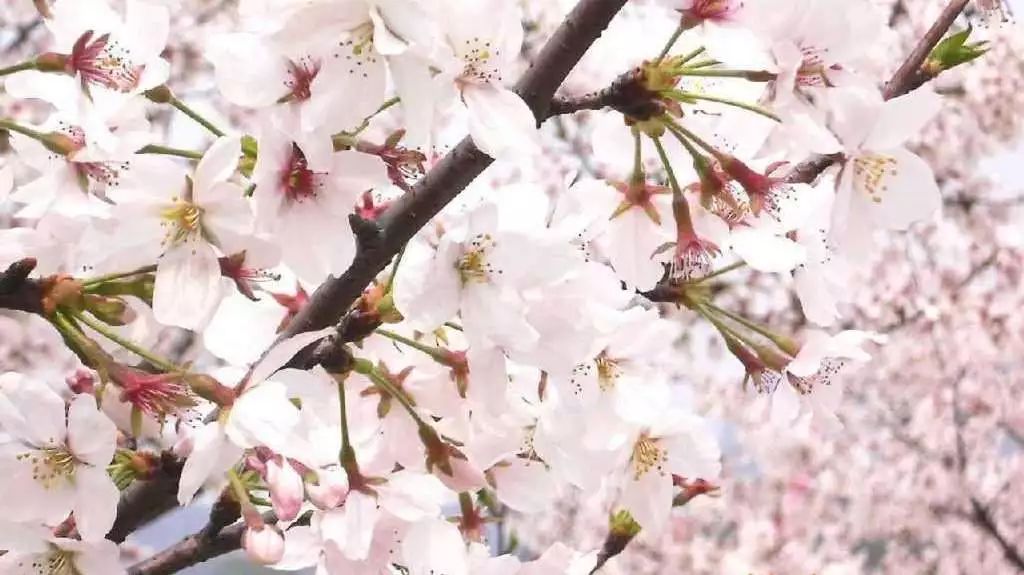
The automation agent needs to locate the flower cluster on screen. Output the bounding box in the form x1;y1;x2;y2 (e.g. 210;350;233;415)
0;0;997;573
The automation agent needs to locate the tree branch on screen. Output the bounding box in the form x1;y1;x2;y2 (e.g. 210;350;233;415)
127;512;273;575
969;496;1024;572
107;452;185;543
0;258;45;315
278;0;630;342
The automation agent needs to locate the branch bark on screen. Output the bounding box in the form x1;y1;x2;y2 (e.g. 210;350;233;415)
127;511;271;575
0;258;45;315
106;452;185;543
969;497;1024;572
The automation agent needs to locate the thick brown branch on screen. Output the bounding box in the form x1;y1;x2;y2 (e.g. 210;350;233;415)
0;258;45;314
278;0;630;341
107;452;184;543
127;514;274;575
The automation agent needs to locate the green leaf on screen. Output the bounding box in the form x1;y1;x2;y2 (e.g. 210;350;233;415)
926;26;989;74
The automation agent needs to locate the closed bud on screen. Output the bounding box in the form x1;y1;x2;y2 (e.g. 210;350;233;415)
83;294;135;326
266;459;304;521
144;85;174;104
243;525;285;565
306;466;349;510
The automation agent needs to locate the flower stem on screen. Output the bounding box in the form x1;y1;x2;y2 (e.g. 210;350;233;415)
353;357;427;428
336;376;353;456
682;59;721;70
0;118;48;142
227;468;259;521
170;96;225;137
674;46;707;67
675;68;776;81
694;303;757;350
702;301;800;356
651;136;684;201
385;243;407;294
664;118;721;158
674;91;780;122
696;261;746;283
137;144;204;160
656;26;686;62
347;96;401;137
444;322;463;332
376;328;448;363
80;265;158;288
72;310;182;373
49;310;110;373
629;129;645;184
0;60;36;77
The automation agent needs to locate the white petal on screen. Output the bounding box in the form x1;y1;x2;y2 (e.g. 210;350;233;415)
0;374;66;447
369;7;409;55
0;521;49;553
249;327;336;386
394;239;461;332
491;459;558;514
854;148;942;231
604;209;669;290
206;33;289;108
730;229;806;272
226;382;301;452
618;468;672;535
321;491;379;561
376;470;447;522
66;394;116;467
402;519;468;575
463;85;538;159
794;268;839;327
73;466;120;541
68;538;126;575
194;136;242;195
177;423;239;504
273;525;322;570
770;381;802;425
153;242;224;330
864;88;943;151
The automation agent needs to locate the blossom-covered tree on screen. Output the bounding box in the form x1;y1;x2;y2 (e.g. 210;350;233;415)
0;0;1020;574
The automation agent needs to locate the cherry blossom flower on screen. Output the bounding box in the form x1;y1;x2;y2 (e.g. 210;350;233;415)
109;136;253;329
428;0;539;158
614;402;721;534
5;0;170;114
0;374;118;540
0;521;125;575
251;110;387;285
827;87;944;262
765;330;885;428
6;100;151;220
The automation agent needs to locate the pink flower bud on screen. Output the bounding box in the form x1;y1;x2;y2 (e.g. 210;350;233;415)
243;525;285;565
266;459;304;521
305;466;349;510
